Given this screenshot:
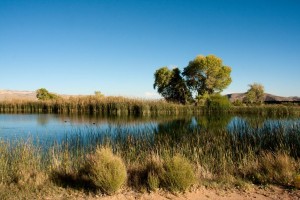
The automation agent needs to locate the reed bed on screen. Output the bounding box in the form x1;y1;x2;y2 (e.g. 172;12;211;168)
0;96;200;115
0;118;300;198
231;105;300;116
1;96;299;116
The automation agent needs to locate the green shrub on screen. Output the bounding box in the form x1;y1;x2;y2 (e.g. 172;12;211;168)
85;147;127;195
161;154;196;192
232;99;244;106
206;94;231;110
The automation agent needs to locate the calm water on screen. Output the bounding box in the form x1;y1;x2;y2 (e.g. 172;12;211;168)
0;113;299;144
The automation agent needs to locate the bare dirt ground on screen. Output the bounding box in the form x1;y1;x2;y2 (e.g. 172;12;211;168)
43;185;300;200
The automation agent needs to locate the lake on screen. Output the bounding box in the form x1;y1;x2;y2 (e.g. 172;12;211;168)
1;113;299;146
1;112;300;179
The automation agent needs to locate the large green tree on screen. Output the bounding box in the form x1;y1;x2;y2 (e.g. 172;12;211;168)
153;55;232;104
243;83;265;105
154;67;192;104
183;55;232;97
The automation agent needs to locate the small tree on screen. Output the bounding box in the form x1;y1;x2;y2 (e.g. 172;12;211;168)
36;88;59;100
244;83;265;105
94;91;104;98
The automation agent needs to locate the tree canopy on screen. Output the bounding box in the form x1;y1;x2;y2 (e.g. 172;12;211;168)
243;83;265;105
153;55;232;104
183;55;232;97
153;67;192;104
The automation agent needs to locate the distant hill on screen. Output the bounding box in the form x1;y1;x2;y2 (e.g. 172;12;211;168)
226;93;300;103
0;90;37;101
0;89;82;101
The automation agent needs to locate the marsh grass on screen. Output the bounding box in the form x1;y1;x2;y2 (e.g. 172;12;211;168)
231;105;300;116
0;140;46;187
1;96;299;117
0;96;201;115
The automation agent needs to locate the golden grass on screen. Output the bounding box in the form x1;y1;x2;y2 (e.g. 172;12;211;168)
239;151;297;185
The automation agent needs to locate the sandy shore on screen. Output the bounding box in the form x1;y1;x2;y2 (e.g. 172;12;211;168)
42;185;299;200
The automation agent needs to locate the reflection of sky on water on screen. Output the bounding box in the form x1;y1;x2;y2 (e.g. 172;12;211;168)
0;114;78;142
227;116;300;134
1;114;299;145
0;114;158;143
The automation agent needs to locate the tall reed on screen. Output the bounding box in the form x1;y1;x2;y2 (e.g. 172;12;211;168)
1;96;299;116
0;96;201;115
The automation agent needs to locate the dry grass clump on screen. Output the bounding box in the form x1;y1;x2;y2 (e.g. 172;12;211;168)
9;141;46;187
146;155;164;191
127;154;196;192
0;140;46;187
161;154;196;192
85;147;127;195
242;151;297;186
127;154;164;191
49;145;86;189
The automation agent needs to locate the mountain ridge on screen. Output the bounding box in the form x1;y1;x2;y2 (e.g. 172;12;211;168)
226;93;300;102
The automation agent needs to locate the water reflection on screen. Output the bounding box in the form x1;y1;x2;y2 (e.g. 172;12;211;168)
195;114;232;131
36;114;52;126
0;113;299;146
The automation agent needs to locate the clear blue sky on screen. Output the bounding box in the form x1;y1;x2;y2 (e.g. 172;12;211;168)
1;0;300;98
